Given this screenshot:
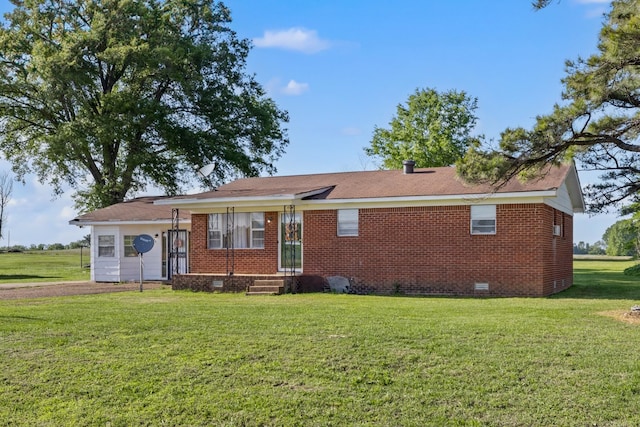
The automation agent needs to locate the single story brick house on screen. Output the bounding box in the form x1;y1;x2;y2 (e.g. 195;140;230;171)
70;163;583;296
151;162;584;297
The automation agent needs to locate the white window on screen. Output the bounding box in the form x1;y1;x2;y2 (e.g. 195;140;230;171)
123;235;138;257
251;212;265;248
208;212;265;249
208;214;222;249
98;235;115;257
337;209;359;236
470;205;496;235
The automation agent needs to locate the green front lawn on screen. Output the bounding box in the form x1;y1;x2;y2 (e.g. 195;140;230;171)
0;260;639;426
0;249;90;283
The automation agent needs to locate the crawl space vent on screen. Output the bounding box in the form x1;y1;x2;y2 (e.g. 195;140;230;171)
474;282;489;291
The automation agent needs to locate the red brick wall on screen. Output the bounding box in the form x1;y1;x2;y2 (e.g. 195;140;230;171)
301;203;572;296
187;204;574;296
189;212;280;274
541;207;574;295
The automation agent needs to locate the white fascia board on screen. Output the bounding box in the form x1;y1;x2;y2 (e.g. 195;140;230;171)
296;190;558;210
543;182;576;216
187;205;293;214
566;164;586;213
153;189;565;213
171;198;297;214
153;194;295;207
68;219;190;227
155;195;296;209
543;197;573;216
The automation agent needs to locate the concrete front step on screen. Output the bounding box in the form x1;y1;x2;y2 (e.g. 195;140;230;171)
246;279;285;296
249;285;283;293
253;279;285;287
246;291;281;296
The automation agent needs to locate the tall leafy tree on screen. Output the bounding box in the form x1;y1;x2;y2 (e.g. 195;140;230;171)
602;219;638;257
458;0;640;213
0;0;288;211
364;87;481;169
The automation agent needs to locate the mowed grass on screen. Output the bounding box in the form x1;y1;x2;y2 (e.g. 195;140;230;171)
0;249;90;283
1;261;640;426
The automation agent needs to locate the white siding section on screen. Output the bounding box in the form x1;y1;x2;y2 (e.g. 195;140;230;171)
89;223;191;282
118;225;165;281
544;182;574;215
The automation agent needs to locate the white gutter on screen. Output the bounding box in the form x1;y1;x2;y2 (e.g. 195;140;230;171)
154;194;295;206
69;219;192;227
300;190;558;205
156;189;559;210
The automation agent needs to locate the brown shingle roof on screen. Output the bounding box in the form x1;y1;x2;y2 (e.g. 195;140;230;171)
187;164;573;201
70;196;190;224
71;164;583;223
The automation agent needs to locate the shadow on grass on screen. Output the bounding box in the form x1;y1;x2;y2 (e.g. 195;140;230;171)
0;274;60;281
0;315;45;321
552;265;640;300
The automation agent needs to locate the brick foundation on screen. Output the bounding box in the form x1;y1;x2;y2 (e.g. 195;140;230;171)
172;274;296;293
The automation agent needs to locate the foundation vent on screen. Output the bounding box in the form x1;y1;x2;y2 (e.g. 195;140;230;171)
474;282;489;291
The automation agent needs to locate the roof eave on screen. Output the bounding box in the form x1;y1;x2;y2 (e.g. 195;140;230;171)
155;186;334;208
155;190;559;212
567;162;586;213
69;219;191;227
302;190;559;206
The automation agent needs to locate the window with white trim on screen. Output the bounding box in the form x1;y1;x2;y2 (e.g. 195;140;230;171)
98;235;115;257
123;235;138;257
337;209;359;236
250;213;265;248
208;212;265;249
470;205;496;235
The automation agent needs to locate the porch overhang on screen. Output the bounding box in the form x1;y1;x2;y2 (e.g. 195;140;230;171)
153;186;334;213
68;219;190;227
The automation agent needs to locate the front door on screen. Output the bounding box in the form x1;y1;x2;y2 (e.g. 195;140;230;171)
279;212;302;271
167;229;188;278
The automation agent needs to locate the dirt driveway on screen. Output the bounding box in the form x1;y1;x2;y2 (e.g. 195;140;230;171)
0;281;167;300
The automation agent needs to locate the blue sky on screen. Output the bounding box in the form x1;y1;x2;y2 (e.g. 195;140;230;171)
0;0;618;246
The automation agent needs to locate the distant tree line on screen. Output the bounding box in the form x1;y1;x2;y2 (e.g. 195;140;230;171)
2;235;90;253
573;218;640;258
573;241;606;256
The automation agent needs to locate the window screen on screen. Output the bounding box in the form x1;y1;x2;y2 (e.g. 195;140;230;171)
208;212;265;249
98;235;115;257
470;205;496;235
123;235;138;257
337;209;359;236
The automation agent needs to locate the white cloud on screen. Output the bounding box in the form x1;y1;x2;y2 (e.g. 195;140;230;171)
341;127;362;136
0;171;86;246
584;7;607;18
572;0;610;18
57;205;76;221
282;80;309;96
253;27;330;54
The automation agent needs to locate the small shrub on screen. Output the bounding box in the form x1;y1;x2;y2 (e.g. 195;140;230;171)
623;263;640;276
